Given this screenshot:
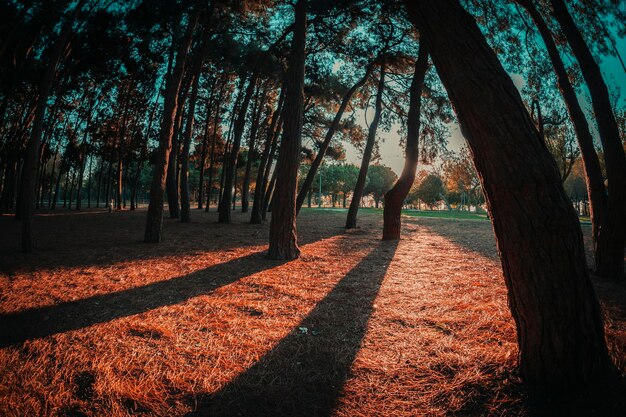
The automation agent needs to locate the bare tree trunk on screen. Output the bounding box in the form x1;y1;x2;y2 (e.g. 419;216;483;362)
144;4;200;242
242;84;267;213
205;87;224;212
166;101;184;218
251;90;285;223
550;0;626;279
346;63;386;229
262;167;278;221
86;154;93;208
197;76;218;209
404;0;616;387
180;74;200;223
268;0;307;259
383;42;429;240
219;73;258;223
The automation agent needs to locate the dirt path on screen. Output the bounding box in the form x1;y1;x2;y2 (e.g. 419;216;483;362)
0;209;624;416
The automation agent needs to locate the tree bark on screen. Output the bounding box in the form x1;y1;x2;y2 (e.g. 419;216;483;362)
403;0;616;387
345;63;386;229
267;0;307;259
550;0;626;279
144;4;200;243
383;41;429;240
296;63;374;215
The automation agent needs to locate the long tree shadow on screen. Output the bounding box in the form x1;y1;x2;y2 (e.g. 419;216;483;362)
0;251;288;348
186;240;399;417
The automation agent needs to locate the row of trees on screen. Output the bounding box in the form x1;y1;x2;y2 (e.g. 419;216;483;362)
2;0;625;389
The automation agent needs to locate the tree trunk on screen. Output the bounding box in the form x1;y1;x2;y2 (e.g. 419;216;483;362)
197;77;218;209
550;0;626;279
166;100;184;218
267;0;307;259
262;166;278;221
296;63;374;214
218;73;258;223
251;89;285;223
242;84;267;213
404;0;616;387
86;154;93;208
383;41;429;240
205;87;224;212
144;4;200;242
95;158;104;208
517;0;607;267
346;63;386;229
180;74;200;223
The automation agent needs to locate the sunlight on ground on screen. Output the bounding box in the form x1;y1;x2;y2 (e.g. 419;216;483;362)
0;210;623;416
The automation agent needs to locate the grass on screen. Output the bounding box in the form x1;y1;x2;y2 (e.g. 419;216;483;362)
0;208;624;416
301;206;593;223
300;206;489;221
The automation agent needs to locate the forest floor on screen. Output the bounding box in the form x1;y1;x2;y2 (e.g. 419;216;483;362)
0;208;624;417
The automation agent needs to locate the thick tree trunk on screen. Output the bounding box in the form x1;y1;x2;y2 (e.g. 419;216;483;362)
251;90;285;223
383;42;429;240
345;64;386;229
144;4;200;243
268;0;307;259
550;0;626;279
296;64;374;215
517;0;607;266
404;0;616;387
218;73;258;223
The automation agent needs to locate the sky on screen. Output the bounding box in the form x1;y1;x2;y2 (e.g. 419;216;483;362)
343;35;626;176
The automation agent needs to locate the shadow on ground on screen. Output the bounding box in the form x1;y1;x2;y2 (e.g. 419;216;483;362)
186;240;399;417
0;208;346;273
0;250;290;347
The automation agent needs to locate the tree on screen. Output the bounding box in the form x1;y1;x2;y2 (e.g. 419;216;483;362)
345;62;386;228
441;146;483;210
415;173;443;209
383;41;429;239
267;0;307;260
20;0;87;252
550;0;626;279
515;0;608;273
295;63;374;214
144;2;201;243
364;164;397;208
403;0;616;387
